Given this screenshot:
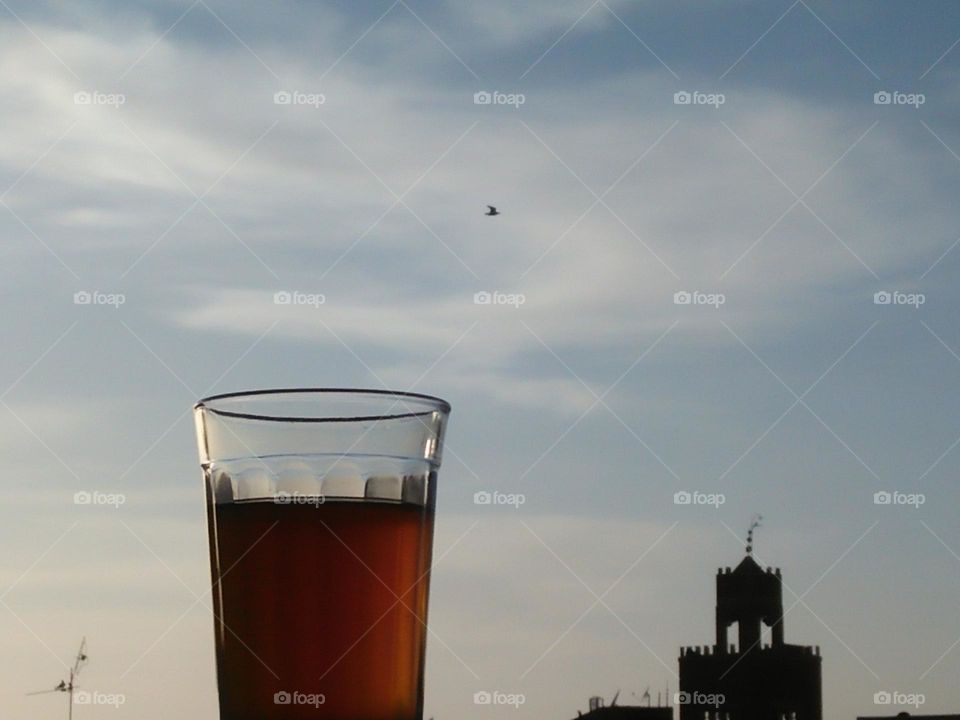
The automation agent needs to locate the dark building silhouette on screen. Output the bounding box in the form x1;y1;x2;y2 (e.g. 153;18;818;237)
679;554;822;720
573;696;672;720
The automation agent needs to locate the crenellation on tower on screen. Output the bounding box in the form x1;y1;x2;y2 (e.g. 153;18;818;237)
679;547;822;720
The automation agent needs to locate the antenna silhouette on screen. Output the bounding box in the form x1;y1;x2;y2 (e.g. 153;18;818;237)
746;514;763;555
27;638;87;720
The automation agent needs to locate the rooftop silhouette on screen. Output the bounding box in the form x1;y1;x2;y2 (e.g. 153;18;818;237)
573;528;958;720
573;693;672;720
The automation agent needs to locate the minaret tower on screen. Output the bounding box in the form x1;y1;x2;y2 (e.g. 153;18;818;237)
679;518;822;720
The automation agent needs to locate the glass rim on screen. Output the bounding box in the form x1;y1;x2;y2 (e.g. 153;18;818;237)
194;387;451;423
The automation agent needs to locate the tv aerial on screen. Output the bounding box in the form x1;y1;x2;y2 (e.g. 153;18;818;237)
746;514;763;556
27;638;88;720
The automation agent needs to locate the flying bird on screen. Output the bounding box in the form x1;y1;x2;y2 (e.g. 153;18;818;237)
485;205;500;216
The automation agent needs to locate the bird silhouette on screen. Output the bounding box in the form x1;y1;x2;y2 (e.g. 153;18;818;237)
485;205;500;216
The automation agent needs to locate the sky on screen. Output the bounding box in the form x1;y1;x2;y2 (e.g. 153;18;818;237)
1;0;960;718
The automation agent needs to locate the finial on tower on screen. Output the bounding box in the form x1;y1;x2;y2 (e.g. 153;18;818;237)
746;514;762;555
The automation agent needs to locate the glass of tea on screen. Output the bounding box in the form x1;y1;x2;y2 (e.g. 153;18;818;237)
193;389;450;720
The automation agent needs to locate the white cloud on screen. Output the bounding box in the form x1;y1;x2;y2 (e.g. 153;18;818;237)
155;77;956;412
2;4;960;720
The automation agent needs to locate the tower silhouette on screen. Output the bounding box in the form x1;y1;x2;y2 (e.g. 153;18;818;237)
678;552;822;720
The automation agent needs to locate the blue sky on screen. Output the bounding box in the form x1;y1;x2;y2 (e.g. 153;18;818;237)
2;1;960;718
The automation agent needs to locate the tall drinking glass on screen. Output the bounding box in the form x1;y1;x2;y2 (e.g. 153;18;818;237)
193;389;450;720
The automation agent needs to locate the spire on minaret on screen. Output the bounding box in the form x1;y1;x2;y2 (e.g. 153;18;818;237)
746;514;762;555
